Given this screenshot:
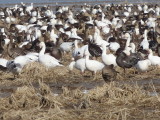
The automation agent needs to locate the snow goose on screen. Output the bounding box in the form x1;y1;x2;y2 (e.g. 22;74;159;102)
38;42;63;68
67;14;78;25
60;42;74;53
85;16;94;27
77;44;90;58
25;52;39;62
140;29;149;50
148;49;160;66
49;28;58;44
85;52;105;80
29;16;37;24
45;9;54;18
31;10;37;17
93;26;109;46
101;43;117;66
69;58;86;75
122;33;132;55
72;40;85;60
0;58;8;71
111;17;120;28
135;59;151;72
155;5;160;16
0;58;8;67
26;3;33;14
70;28;83;40
108;37;120;52
7;55;33;77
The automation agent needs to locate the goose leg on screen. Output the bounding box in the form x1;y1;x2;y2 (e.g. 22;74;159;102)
81;71;84;76
93;72;97;80
92;71;94;76
93;74;96;80
123;68;126;78
81;70;86;76
13;74;16;79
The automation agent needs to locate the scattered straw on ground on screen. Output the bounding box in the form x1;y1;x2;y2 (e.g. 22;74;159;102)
0;56;159;119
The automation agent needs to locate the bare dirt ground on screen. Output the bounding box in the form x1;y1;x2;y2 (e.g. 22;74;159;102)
0;53;160;120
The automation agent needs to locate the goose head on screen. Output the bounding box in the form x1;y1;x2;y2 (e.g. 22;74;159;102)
148;49;153;55
39;41;45;49
123;32;131;39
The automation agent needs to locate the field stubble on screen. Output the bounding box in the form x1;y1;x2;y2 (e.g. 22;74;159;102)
0;54;160;120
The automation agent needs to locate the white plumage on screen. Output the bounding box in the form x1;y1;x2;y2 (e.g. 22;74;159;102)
101;44;117;66
60;42;73;53
7;55;32;76
148;49;160;66
38;42;63;68
85;53;104;79
109;42;120;52
0;58;8;68
135;59;151;72
69;58;86;74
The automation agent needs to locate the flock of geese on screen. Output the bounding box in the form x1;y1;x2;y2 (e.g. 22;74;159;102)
0;2;159;81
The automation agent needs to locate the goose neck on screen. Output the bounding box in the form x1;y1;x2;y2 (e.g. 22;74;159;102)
74;40;78;49
102;45;107;55
125;37;131;48
148;49;153;57
131;46;135;53
51;29;54;34
39;43;46;56
85;55;89;61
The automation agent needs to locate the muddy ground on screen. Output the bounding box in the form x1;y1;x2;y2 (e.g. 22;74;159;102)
0;53;160;120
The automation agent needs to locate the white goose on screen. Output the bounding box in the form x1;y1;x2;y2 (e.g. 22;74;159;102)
148;49;160;66
60;42;74;53
108;39;120;52
94;26;109;46
101;44;117;66
123;33;132;55
72;40;81;60
140;29;149;50
25;52;39;62
69;58;86;74
0;58;8;68
70;28;82;40
38;42;63;68
135;59;151;72
72;40;88;60
85;53;105;79
31;10;37;17
29;16;37;24
7;55;33;77
26;3;33;13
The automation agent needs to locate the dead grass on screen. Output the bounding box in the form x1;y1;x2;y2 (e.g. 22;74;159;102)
0;57;159;119
0;78;160;120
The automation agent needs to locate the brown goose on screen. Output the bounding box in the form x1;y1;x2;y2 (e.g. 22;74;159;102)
7;35;26;58
88;40;102;59
116;48;141;76
45;41;62;60
102;65;118;82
